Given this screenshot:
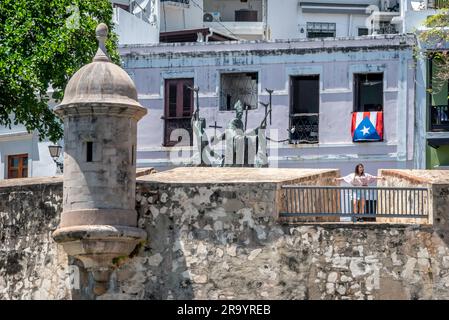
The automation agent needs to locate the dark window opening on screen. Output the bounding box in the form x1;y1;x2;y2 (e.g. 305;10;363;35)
7;154;28;179
168;83;177;118
220;72;258;111
358;28;369;36
428;57;449;131
289;75;320;144
307;22;336;38
131;145;135;165
354;73;384;112
164;78;194;147
182;83;192;117
86;141;93;162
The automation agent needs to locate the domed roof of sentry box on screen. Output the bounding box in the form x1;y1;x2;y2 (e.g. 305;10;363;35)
55;23;146;119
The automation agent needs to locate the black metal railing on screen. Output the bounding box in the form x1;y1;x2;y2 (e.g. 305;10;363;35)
429;0;449;9
374;23;398;35
161;0;190;4
430;105;449;131
289;113;319;144
280;185;429;222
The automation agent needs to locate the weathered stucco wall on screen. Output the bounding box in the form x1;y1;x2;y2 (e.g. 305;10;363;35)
0;177;71;299
2;169;449;300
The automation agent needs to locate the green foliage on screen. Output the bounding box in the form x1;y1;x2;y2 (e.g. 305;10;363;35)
417;8;449;96
420;10;449;46
0;0;119;142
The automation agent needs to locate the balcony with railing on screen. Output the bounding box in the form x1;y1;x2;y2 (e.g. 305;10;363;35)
289;114;319;144
202;0;265;39
366;0;400;35
280;185;429;223
161;0;190;8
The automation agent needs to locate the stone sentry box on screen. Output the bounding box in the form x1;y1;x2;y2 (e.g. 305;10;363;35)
51;23;147;293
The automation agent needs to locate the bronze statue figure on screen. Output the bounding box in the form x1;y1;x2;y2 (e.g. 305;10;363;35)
191;89;272;167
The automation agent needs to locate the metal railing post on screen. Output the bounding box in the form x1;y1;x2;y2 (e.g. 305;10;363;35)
279;185;429;222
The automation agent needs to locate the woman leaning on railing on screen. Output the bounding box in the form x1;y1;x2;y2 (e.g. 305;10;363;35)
335;163;385;220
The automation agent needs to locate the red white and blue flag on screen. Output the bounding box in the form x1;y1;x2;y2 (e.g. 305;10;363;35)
351;112;383;142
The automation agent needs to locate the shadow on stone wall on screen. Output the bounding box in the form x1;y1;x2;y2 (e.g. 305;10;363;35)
89;184;194;300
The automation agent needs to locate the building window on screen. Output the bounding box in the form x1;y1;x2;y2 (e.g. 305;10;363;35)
306;22;336;38
428;56;449;131
220;72;258;111
428;0;449;9
358;28;369;36
131;145;135;165
164;78;194;147
7;154;28;179
86;141;93;162
354;73;384;112
289;75;320;144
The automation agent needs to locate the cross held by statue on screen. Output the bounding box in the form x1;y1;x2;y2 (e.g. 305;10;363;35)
209;121;223;137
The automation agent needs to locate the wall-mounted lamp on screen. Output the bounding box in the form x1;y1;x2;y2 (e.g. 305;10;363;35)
48;145;63;173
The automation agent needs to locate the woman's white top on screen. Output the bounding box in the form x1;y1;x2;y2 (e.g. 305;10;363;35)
342;173;377;186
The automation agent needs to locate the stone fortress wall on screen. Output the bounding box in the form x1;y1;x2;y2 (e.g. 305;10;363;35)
2;168;449;300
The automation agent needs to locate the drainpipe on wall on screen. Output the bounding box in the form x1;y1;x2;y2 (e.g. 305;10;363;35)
348;14;352;37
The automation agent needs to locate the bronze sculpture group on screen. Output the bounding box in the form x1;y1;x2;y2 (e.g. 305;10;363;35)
190;88;273;167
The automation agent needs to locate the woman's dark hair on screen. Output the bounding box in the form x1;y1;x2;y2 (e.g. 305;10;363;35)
354;163;365;176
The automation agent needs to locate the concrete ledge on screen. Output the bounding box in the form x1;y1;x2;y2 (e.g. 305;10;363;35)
0;167;157;190
137;167;338;185
380;169;449;185
0;176;63;188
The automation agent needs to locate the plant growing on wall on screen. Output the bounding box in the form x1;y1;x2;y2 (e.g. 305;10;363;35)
0;0;120;142
418;7;449;95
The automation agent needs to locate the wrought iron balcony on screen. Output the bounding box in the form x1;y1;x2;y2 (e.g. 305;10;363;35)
430;105;449;131
289;113;319;144
161;0;190;8
161;0;190;3
428;0;449;9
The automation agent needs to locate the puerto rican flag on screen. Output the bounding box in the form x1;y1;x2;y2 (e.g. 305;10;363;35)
351;112;383;142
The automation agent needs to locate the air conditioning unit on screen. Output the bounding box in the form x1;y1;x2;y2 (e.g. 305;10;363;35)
203;12;221;22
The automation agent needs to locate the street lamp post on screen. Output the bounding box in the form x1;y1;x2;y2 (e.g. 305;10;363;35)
48;145;63;173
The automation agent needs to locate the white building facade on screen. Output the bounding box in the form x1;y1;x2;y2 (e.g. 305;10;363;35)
122;34;416;173
0;124;58;179
1;0;446;179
